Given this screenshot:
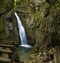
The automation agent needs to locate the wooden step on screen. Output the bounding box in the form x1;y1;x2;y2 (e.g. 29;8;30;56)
0;42;14;45
0;53;11;62
0;41;14;45
0;43;14;45
0;44;14;48
0;57;11;62
0;48;12;53
0;41;14;43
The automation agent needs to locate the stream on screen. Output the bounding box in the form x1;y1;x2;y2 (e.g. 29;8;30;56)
16;46;32;61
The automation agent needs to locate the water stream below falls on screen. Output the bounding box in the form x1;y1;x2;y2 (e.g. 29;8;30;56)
16;47;32;61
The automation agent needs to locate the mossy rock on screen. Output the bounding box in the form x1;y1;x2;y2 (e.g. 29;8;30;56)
0;0;13;14
0;18;7;40
19;0;28;7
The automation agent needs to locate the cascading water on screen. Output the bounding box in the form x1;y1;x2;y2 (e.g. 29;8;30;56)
14;12;32;48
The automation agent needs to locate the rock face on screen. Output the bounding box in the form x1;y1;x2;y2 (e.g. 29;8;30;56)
15;0;49;45
0;0;13;14
15;0;60;63
0;0;19;45
0;0;13;40
0;0;60;63
0;0;20;62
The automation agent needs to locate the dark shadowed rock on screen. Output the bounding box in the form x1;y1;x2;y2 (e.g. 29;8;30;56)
46;0;57;4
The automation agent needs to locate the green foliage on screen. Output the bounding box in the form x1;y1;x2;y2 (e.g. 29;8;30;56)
31;44;39;53
5;0;13;11
50;0;60;14
18;0;28;7
34;14;43;28
0;0;13;14
14;0;17;9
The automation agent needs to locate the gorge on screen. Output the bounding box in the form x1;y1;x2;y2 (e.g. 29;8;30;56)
0;0;60;63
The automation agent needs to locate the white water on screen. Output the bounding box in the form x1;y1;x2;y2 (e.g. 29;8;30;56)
14;12;32;48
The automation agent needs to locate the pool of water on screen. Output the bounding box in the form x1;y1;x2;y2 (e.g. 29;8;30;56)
16;46;32;61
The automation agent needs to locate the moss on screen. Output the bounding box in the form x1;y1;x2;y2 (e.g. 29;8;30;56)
34;15;41;27
31;44;39;53
0;18;7;39
0;0;13;14
0;18;5;32
32;0;60;53
18;0;28;8
50;0;60;14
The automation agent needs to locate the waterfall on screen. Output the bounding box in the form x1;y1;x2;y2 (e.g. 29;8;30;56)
14;12;32;48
